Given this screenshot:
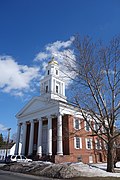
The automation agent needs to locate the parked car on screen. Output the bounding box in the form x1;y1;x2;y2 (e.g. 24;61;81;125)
115;161;120;168
5;155;32;163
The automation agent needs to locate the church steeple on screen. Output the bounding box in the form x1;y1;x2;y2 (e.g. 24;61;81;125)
40;58;67;102
45;57;59;77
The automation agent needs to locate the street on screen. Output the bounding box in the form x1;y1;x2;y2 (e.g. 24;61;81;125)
0;170;59;180
1;170;120;180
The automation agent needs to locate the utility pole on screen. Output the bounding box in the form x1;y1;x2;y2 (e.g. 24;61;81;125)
5;128;11;160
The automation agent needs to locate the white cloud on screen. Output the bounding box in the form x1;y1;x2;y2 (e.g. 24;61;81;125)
45;38;73;52
34;36;74;62
0;123;8;131
34;37;75;86
0;37;75;97
0;56;40;96
34;52;49;61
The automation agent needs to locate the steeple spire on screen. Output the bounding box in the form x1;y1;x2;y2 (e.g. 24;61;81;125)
40;58;67;102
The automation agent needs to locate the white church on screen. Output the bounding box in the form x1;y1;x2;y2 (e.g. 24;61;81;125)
15;58;107;164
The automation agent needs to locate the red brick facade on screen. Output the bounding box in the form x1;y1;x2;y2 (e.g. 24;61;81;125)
53;114;107;164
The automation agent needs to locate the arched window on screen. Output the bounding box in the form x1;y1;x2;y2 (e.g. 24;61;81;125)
46;86;48;93
56;69;58;75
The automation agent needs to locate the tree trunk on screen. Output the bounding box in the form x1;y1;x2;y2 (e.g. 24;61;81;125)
107;141;115;172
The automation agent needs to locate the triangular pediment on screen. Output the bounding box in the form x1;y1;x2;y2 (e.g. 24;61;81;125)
16;96;56;118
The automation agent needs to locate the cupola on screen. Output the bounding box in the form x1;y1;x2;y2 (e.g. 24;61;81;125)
40;57;67;102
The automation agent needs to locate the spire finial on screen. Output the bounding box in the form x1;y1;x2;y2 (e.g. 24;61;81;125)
52;56;54;60
48;57;58;65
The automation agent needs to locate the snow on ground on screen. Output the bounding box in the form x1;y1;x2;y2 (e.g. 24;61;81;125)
36;161;120;178
1;160;120;178
70;162;120;177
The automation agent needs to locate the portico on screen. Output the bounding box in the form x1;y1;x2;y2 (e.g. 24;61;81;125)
15;112;64;157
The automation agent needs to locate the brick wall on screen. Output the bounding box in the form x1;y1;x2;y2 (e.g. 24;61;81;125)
56;114;107;164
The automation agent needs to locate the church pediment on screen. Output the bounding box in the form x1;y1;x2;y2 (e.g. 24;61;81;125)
16;96;56;118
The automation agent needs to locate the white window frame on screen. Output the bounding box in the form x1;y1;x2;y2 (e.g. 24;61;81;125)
48;70;49;75
86;138;93;150
85;121;91;132
46;85;48;93
94;122;101;132
56;85;59;93
94;123;99;131
74;137;82;149
95;139;101;150
74;118;80;130
56;69;58;75
104;141;107;150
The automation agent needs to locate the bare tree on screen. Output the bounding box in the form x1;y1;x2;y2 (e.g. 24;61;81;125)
11;133;17;142
64;35;120;172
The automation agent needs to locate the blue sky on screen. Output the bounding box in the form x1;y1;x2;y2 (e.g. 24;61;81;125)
0;0;120;138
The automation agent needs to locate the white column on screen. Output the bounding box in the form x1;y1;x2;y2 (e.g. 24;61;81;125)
63;83;65;96
15;123;21;155
21;122;27;155
61;83;63;95
48;115;52;155
57;113;63;155
51;77;53;93
28;120;34;155
37;119;42;157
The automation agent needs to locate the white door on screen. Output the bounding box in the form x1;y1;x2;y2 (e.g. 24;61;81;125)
89;155;93;163
42;125;48;155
